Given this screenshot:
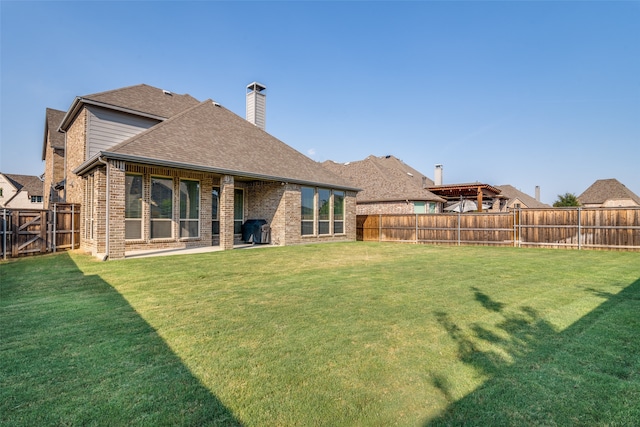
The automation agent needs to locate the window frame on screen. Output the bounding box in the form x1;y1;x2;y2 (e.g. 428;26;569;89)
333;190;345;234
125;173;144;240
150;176;174;240
179;179;200;239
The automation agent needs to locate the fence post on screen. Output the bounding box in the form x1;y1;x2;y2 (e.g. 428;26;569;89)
578;207;582;250
457;211;461;246
53;203;57;253
415;214;418;244
379;214;382;242
2;209;6;260
71;204;76;250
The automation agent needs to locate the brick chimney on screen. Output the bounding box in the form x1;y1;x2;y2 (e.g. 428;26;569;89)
246;82;266;130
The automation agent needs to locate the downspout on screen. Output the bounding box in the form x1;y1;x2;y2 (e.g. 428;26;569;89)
97;156;109;261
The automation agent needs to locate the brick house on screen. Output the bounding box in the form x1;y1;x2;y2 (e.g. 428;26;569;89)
0;173;44;209
321;155;445;214
578;178;640;208
51;83;358;260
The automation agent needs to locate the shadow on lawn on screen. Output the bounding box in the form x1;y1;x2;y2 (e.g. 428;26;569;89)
425;278;640;426
1;253;242;426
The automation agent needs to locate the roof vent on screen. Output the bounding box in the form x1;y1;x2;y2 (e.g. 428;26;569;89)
162;90;172;96
407;172;413;177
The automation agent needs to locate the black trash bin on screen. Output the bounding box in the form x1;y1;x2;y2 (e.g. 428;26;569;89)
241;219;269;244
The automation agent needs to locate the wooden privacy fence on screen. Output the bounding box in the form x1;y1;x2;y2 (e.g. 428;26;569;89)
1;204;80;259
357;207;640;251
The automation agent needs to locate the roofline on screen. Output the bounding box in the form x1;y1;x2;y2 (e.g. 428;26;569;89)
74;152;361;192
58;97;167;132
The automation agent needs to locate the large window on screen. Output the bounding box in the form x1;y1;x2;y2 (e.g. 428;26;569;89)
333;191;345;234
180;180;200;238
318;188;331;235
234;189;244;234
302;187;345;236
125;174;143;239
151;177;173;239
301;187;315;235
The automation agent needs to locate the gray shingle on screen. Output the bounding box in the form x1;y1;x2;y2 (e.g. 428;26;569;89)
104;100;357;189
322;155;444;203
578;179;640;205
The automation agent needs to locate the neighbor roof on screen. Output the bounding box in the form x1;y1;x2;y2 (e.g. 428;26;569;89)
75;100;358;190
496;185;550;208
3;174;44;197
578;179;640;205
42;108;66;160
321;155;445;203
59;84;201;131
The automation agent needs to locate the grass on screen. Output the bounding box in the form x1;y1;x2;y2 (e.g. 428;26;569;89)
2;242;639;426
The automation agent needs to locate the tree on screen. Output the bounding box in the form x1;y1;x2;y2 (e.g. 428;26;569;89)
553;193;581;207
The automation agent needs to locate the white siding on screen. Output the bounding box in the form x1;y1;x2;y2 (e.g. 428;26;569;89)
86;106;159;159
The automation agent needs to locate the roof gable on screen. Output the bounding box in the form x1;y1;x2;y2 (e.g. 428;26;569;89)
42;108;66;160
96;100;356;189
81;84;200;118
578;178;640;205
60;84;201;131
3;174;44;197
496;185;550;208
322;155;444;202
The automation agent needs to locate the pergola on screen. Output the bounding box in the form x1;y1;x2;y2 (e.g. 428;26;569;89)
427;183;503;212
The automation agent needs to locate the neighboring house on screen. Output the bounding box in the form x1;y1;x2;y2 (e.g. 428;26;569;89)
428;182;504;212
321;155;445;215
495;185;550;209
578;179;640;208
50;83;358;260
0;173;44;209
41;108;67;208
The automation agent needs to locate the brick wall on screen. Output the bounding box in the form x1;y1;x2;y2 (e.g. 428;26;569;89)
357;201;416;215
64;109;87;205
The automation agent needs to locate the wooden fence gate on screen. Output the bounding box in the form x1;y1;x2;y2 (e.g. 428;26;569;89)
1;204;80;259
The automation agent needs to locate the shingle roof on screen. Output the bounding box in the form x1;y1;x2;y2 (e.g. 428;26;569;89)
578;179;640;205
81;84;201;119
496;185;550;208
3;174;44;197
43;108;66;156
321;155;445;203
87;100;357;190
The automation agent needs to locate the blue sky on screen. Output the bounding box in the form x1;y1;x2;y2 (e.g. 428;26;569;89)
1;1;638;205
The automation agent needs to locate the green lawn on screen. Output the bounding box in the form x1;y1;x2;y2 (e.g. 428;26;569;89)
2;243;639;426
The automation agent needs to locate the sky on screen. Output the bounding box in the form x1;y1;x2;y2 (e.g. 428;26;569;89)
1;1;638;205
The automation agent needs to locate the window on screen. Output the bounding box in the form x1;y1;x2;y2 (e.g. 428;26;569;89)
414;201;426;214
427;202;437;214
30;195;43;203
0;188;3;197
318;188;331;234
301;187;315;235
211;187;242;234
125;174;143;239
180;180;200;238
85;174;94;240
234;189;244;234
334;191;345;234
151;177;173;239
212;187;219;235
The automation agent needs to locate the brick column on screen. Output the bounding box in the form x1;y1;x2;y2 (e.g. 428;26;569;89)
220;175;235;250
108;161;126;260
